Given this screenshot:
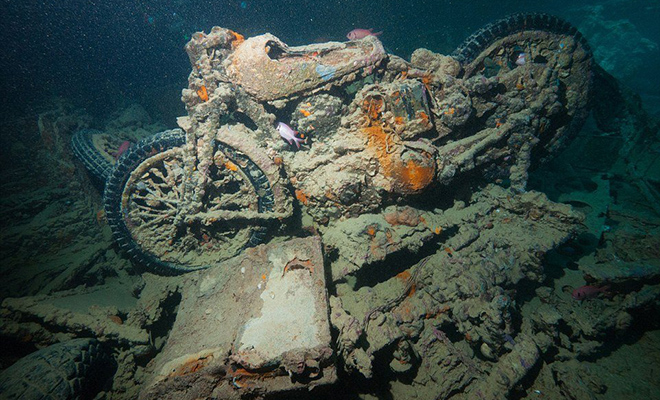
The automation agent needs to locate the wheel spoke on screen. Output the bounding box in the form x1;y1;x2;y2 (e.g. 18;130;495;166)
117;141;272;270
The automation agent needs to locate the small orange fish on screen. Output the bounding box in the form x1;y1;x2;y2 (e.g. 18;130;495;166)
197;86;209;102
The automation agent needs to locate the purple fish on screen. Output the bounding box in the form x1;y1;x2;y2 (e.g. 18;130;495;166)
347;28;382;41
113;140;132;160
276;122;304;148
572;285;609;301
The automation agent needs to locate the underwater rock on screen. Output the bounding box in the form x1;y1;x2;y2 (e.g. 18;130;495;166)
581;259;660;286
550;360;606;399
106;104;152;130
409;48;461;85
479;342;496;360
572;4;659;89
328;296;370;377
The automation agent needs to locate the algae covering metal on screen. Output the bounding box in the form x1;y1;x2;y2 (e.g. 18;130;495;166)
88;13;594;274
4;8;660;400
224;34;386;101
140;237;335;399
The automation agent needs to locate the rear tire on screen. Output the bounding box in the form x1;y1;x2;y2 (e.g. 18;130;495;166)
71;129;116;183
453;13;593;162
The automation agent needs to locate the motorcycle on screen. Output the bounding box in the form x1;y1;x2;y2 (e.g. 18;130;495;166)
72;13;593;275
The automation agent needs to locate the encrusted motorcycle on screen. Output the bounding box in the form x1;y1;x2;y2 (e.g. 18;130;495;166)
72;13;593;274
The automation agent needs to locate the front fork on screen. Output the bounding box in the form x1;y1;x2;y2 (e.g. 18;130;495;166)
173;107;222;229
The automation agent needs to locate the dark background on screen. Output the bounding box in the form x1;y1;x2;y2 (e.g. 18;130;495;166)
1;0;659;124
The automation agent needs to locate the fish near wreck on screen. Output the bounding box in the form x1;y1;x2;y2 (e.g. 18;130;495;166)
277;122;304;148
347;28;382;40
113;140;132;160
572;285;610;300
58;12;618;400
88;13;594;279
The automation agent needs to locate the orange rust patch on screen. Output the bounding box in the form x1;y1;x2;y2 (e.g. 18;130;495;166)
362;97;384;123
224;160;238;171
444;247;453;255
365;225;377;236
363;125;392;153
407;284;417;298
227;365;280;388
425;305;451;319
361;124;434;194
418;111;429;123
324;189;338;202
396;269;411;281
282;257;315;277
294;189;309;205
384;207;421;227
434;226;442;235
421;74;432;85
197;85;209;102
398;302;412;318
229;30;245;48
366;125;396;186
395;116;404;125
96;209;106;225
400;159;435;192
299;108;312;117
230;367;258;377
109;315;123;325
169;355;213;377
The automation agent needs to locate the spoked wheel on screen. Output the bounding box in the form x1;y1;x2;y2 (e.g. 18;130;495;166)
453;13;593;159
104;129;273;275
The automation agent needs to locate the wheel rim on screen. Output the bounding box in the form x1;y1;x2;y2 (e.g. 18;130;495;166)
119;143;266;270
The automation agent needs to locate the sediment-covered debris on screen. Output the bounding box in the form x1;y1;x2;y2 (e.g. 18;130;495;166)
1;11;658;400
140;236;335;400
327;184;583;398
